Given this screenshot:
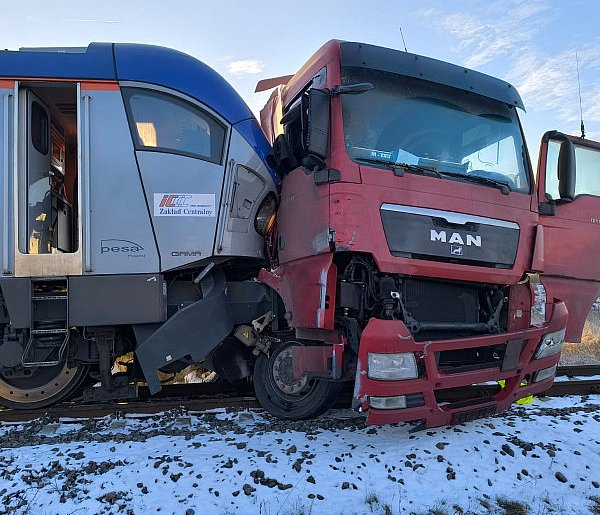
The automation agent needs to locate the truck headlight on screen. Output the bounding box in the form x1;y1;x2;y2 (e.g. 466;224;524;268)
369;395;407;409
254;193;277;236
534;328;566;359
533;364;557;383
368;393;425;409
367;352;418;380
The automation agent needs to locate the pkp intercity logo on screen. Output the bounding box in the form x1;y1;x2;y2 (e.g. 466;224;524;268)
154;193;216;217
159;194;192;208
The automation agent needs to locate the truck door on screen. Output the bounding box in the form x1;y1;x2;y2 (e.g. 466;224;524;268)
536;131;600;341
122;87;228;271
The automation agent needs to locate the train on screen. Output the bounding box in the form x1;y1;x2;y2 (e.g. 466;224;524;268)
0;43;279;408
1;41;599;429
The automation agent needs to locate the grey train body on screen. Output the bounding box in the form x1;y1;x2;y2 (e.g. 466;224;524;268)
0;44;279;407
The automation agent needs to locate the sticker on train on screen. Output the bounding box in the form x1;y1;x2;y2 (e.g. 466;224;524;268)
153;193;216;217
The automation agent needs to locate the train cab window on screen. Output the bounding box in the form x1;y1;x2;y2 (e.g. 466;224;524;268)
123;88;226;164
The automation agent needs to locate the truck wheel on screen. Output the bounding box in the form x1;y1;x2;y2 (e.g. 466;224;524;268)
0;362;89;409
253;341;341;420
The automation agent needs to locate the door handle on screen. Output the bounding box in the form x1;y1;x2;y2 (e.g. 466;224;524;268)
216;158;235;253
81;93;92;272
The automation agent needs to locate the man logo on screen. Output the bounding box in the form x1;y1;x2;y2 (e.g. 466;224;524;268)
450;245;464;256
430;230;482;247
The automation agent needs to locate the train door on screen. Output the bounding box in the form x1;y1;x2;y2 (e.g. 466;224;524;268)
121;86;229;271
213;125;278;259
15;82;82;277
24;91;52;254
537;131;600;341
0;81;14;276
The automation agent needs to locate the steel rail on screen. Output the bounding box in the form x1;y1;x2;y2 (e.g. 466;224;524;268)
1;367;599;424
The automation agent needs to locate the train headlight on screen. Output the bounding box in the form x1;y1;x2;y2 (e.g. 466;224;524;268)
367;352;418;380
534;328;566;359
254;193;277;236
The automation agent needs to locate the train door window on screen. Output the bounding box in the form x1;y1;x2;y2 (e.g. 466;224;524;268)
232;166;265;220
122;88;226;164
31;102;49;154
21;84;78;255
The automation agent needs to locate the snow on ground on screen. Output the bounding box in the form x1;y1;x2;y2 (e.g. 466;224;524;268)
1;396;600;515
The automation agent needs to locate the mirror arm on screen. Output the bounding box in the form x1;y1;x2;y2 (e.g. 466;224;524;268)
314;168;341;185
538;200;556;216
330;82;374;96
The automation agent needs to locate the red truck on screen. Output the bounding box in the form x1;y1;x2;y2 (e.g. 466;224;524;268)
254;40;600;428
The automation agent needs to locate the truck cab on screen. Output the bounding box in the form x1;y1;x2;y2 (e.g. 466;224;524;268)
257;41;600;427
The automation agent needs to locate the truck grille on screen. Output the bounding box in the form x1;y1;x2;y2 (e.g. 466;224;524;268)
380;204;519;268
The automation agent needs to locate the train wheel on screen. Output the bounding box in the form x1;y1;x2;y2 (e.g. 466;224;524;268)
253;341;341;420
0;362;89;409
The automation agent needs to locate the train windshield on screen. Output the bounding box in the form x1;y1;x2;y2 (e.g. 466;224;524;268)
340;66;530;194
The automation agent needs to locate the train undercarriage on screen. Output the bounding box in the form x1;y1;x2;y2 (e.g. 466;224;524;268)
0;255;565;432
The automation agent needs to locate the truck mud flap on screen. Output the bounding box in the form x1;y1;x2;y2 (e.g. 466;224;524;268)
135;271;233;394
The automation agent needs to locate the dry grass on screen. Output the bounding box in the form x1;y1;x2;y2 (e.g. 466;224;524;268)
560;310;600;365
495;498;528;515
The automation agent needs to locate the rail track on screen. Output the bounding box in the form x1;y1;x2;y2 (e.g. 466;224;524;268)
0;365;599;424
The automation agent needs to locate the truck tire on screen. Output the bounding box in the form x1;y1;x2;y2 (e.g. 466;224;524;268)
253;340;342;420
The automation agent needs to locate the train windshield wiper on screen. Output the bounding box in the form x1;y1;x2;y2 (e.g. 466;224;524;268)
439;170;511;195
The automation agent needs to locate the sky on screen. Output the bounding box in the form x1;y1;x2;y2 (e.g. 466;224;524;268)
3;0;600;166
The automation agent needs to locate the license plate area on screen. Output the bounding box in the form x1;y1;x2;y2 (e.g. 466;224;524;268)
451;405;496;424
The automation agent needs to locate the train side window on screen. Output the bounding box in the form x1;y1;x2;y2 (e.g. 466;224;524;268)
122;88;226;165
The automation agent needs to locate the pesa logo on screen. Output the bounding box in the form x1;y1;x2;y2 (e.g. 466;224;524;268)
100;239;145;257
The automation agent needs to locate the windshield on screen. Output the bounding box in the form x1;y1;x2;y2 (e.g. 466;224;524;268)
341;66;530;193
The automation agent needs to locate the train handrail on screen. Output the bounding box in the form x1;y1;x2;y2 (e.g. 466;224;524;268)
2;92;11;274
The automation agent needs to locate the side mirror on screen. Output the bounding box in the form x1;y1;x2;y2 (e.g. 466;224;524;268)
557;137;575;201
302;88;330;161
541;131;576;205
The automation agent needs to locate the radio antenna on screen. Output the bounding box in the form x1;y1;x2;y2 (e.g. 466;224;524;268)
576;51;585;138
399;27;408;52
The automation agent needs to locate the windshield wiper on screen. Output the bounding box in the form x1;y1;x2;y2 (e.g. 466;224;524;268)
439;170;511;195
354;158;441;178
395;162;442;178
353;157;407;175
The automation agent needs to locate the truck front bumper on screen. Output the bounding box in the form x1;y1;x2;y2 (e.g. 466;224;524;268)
355;301;568;428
